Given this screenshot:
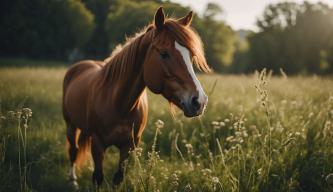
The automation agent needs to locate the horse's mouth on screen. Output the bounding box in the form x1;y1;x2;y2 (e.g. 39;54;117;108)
168;96;206;118
184;111;199;117
181;101;205;118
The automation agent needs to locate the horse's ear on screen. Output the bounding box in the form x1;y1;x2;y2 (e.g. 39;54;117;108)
178;11;193;26
154;7;165;30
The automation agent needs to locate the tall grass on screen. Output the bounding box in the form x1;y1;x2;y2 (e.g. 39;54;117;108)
0;66;332;191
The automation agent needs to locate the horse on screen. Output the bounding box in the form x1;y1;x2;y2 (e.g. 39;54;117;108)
62;7;211;187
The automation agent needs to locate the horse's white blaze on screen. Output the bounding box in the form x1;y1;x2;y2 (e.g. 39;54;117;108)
174;41;206;104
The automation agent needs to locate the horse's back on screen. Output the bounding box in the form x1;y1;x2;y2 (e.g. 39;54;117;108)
63;60;103;126
63;60;103;90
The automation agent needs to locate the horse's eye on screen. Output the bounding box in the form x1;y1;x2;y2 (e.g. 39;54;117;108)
160;51;169;59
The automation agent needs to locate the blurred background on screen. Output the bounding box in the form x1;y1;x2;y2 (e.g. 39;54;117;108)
1;0;333;75
1;1;333;191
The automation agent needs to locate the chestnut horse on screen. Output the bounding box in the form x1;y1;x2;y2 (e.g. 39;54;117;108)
63;7;210;187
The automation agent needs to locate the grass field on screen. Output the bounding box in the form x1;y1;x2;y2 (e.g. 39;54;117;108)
0;66;333;192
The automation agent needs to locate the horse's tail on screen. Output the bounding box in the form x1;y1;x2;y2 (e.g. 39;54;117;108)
74;129;91;169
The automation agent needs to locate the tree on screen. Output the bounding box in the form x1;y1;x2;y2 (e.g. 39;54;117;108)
0;0;94;60
106;1;158;50
81;0;116;59
247;1;333;74
230;30;251;73
198;3;235;72
293;2;333;73
256;2;299;32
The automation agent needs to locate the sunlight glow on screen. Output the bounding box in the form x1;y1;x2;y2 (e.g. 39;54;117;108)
171;0;333;30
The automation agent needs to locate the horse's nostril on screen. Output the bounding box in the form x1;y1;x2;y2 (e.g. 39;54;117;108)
191;96;200;111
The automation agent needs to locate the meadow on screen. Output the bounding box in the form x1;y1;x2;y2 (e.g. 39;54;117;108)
0;66;332;192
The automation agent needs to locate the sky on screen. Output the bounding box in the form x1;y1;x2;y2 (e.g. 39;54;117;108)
170;0;333;31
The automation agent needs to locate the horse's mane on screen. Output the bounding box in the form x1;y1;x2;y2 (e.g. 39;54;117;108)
102;18;211;84
102;25;154;84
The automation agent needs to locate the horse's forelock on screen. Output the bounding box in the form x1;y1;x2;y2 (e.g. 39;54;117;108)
162;19;211;73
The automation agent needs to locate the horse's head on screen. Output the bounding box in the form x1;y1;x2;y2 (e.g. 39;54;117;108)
144;7;211;117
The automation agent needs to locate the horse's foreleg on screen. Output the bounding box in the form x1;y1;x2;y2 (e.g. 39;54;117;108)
112;145;130;186
113;136;140;186
91;134;105;186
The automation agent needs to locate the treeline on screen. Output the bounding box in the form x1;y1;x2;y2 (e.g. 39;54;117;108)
1;0;333;74
232;1;333;75
0;0;234;72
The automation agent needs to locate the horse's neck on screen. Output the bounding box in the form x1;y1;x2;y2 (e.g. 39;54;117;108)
103;31;153;114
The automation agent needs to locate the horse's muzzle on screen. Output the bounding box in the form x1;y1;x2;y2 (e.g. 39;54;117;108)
181;94;207;117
